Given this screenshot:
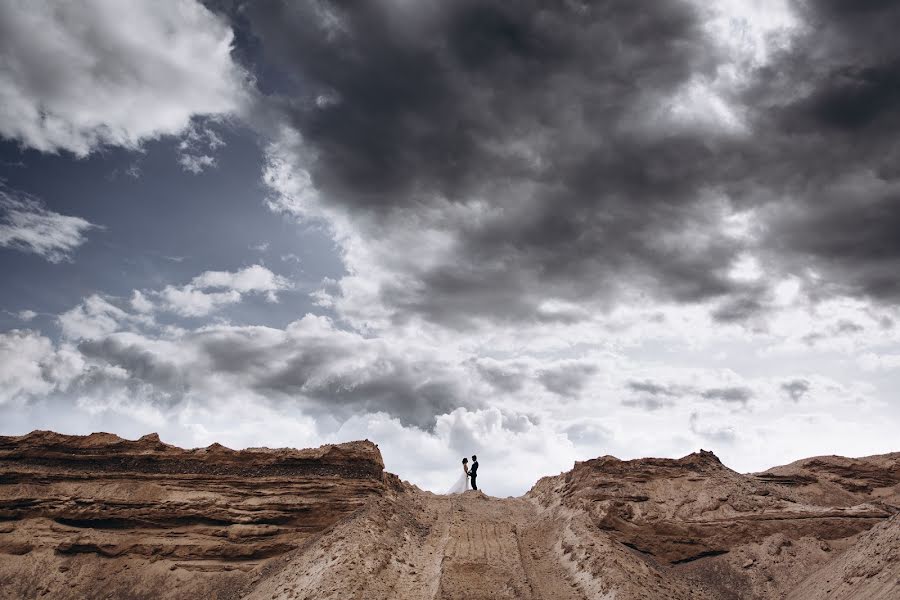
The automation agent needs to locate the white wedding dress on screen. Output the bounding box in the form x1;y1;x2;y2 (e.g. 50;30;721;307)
446;468;469;494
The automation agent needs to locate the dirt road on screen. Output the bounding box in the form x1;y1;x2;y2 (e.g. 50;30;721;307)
437;493;585;600
244;490;588;600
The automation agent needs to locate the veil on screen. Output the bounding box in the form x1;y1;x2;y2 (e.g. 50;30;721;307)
445;470;469;494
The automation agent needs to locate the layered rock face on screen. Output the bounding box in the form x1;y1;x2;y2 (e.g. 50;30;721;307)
1;431;897;600
755;452;900;508
527;449;900;599
0;431;397;600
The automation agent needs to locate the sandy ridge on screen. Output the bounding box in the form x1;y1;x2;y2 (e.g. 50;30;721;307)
1;432;898;599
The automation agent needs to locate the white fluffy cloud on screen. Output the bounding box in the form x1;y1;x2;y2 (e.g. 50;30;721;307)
158;286;242;318
0;329;83;405
0;330;57;402
58;295;140;340
178;154;217;174
6;279;897;496
0;0;248;155
191;264;290;298
177;121;226;173
159;264;290;316
0;187;98;262
58;265;290;339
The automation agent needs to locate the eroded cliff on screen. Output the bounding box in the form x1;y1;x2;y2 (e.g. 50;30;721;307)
1;432;898;600
526;449;900;599
0;431;398;599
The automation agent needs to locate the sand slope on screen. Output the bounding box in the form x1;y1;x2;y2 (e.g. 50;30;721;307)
787;514;900;600
1;432;898;599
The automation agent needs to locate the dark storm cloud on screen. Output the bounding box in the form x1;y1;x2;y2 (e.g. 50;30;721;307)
624;380;752;409
226;0;900;327
250;345;470;427
68;320;476;428
757;1;900;136
303;375;465;429
800;318;866;347
834;320;864;335
78;337;184;390
710;288;769;324
781;379;810;402
745;0;900;304
701;386;753;405
802;61;900;132
236;0;763;326
196;324;478;427
622;379;684;410
538;362;597;397
626;380;685;397
474;360;526;394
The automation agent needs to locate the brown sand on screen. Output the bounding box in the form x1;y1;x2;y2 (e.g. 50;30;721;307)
1;432;898;599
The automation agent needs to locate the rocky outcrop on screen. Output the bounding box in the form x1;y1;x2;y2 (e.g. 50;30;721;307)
526;449;900;599
528;450;892;563
754;452;900;508
0;431;398;600
1;432;898;599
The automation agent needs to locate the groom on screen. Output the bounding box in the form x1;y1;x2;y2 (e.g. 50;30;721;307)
470;455;478;490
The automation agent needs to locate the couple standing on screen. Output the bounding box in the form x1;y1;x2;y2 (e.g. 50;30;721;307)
448;455;479;494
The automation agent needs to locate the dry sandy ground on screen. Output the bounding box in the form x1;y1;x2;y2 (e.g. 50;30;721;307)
244;491;591;600
1;432;898;599
786;514;900;600
245;488;739;600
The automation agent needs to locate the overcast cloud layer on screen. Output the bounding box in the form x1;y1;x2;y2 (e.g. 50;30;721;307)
1;0;899;496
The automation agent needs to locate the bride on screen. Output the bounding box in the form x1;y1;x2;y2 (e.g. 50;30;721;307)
446;457;470;494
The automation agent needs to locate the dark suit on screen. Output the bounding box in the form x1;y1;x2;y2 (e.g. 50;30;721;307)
470;460;478;490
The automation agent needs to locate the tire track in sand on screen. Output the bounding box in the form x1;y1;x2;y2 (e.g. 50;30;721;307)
435;494;586;600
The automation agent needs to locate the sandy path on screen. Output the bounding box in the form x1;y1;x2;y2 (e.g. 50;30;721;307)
242;491;588;599
436;493;586;600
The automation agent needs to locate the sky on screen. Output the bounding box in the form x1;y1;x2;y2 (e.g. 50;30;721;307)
1;0;899;497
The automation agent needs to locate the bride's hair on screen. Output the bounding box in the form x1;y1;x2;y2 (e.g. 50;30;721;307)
462;458;468;464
